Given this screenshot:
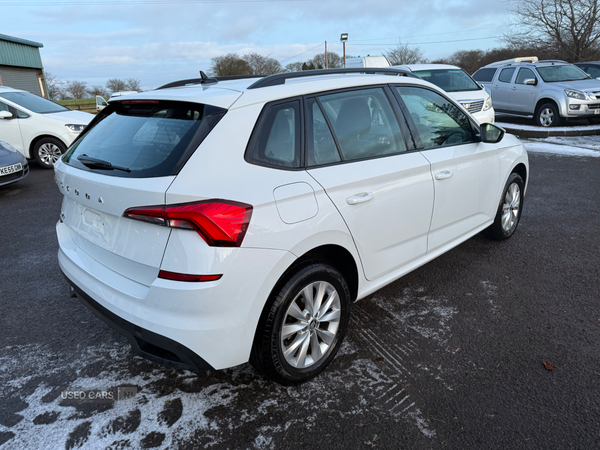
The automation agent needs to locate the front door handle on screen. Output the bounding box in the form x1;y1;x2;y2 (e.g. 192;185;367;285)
435;171;453;180
346;192;374;205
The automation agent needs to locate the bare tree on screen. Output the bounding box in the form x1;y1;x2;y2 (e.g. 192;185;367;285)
385;41;425;65
210;53;252;76
446;50;485;74
126;78;142;91
284;62;304;72
505;0;600;61
66;80;88;100
87;85;108;97
242;53;282;75
307;52;343;69
106;78;129;93
44;72;65;100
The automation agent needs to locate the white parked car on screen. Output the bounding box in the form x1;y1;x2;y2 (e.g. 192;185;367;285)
393;64;495;124
345;56;391;68
0;87;93;168
55;68;528;385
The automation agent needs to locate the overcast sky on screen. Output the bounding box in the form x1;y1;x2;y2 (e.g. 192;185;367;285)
3;0;512;90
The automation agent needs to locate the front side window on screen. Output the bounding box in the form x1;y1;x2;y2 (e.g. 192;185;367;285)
246;100;301;169
316;87;406;161
0;91;68;114
498;68;516;83
395;86;476;150
516;68;537;84
586;65;600;78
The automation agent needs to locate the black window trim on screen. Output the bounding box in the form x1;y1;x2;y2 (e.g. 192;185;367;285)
244;96;305;171
390;83;481;152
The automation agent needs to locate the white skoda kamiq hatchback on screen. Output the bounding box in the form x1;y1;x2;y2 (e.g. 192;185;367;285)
55;68;528;385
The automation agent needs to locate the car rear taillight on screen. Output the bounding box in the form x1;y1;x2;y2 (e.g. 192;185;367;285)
123;200;253;247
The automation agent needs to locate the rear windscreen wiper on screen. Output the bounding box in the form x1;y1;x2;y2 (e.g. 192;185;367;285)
77;154;131;172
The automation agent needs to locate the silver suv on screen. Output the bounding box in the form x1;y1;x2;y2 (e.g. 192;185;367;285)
473;57;600;127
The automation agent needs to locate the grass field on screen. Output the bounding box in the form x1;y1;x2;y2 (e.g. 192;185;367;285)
56;97;97;113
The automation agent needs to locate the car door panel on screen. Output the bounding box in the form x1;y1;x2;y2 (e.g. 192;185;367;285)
420;142;499;252
308;153;434;281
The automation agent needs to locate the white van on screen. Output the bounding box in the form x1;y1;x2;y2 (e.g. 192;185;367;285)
393;64;495;124
345;56;390;68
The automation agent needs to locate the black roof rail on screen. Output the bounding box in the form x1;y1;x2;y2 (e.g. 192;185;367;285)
156;72;263;90
246;67;418;89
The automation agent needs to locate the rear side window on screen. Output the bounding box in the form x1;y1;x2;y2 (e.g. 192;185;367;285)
472;68;497;82
498;68;516;83
245;100;301;169
316;87;407;161
63;100;226;178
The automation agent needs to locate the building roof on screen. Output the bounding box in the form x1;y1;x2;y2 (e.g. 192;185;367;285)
0;33;43;48
0;33;44;69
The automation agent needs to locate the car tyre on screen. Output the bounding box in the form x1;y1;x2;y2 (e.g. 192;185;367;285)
485;172;524;240
33;137;66;169
250;263;351;385
535;102;560;127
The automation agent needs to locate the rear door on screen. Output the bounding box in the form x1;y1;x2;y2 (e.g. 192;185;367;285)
305;87;434;281
491;67;517;111
393;85;500;252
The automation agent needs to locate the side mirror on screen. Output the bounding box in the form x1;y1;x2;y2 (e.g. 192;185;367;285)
524;78;537;86
480;123;505;144
0;110;13;119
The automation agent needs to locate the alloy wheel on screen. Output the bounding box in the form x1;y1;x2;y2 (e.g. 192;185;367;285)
38;142;63;166
280;281;341;369
501;182;521;233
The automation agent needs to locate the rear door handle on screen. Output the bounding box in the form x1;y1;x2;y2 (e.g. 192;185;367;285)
435;171;453;180
346;192;374;205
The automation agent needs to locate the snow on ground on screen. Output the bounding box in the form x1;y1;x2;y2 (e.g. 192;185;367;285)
523;138;600;158
0;284;470;449
497;121;600;132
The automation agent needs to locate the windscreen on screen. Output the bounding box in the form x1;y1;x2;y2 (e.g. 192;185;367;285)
63;100;226;178
0;91;68;113
413;69;481;92
536;65;590;82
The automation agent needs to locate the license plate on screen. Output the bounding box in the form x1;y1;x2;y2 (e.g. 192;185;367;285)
0;163;22;177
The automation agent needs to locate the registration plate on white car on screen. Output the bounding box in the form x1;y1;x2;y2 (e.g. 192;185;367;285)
0;163;22;176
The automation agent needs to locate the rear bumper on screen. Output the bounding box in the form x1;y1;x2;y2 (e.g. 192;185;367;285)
57;221;295;370
64;272;214;372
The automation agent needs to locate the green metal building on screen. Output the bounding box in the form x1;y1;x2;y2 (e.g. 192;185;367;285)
0;33;47;98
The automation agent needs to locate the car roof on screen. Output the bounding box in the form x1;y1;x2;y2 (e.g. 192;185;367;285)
114;72;438;110
0;86;21;93
393;64;463;72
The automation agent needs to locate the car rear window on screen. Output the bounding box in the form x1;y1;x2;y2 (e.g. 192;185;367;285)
63;100;226;178
412;69;481;92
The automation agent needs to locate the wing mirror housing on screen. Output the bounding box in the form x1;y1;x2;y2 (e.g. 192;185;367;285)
0;110;13;119
480;123;505;144
524;78;537;86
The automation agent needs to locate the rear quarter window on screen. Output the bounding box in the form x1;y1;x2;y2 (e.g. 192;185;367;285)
63;100;226;178
472;68;497;83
